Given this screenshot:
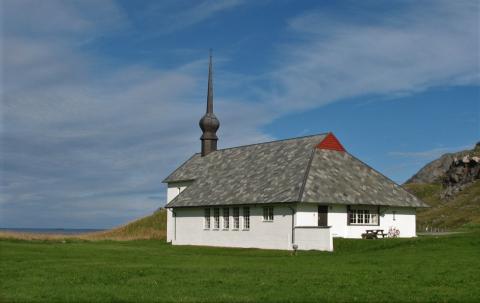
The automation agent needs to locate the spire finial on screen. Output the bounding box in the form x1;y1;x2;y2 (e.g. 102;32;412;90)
207;49;213;113
199;49;220;156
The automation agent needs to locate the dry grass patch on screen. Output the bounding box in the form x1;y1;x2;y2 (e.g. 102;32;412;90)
0;209;167;241
0;231;75;241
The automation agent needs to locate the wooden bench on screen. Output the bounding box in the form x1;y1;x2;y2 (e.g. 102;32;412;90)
376;230;387;238
362;229;387;239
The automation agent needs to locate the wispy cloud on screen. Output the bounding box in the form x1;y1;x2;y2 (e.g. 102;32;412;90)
267;0;479;112
1;0;478;228
136;0;245;34
2;0;127;36
389;145;473;160
0;0;268;228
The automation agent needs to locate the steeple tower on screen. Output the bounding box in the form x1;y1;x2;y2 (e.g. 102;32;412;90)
199;50;220;156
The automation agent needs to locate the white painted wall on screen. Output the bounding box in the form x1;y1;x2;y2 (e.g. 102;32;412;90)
166;208;174;243
166;181;192;243
294;227;333;251
294;203;416;238
326;204;416;238
171;205;294;250
167;199;416;249
295;203;318;226
329;204;347;237
169;205;333;251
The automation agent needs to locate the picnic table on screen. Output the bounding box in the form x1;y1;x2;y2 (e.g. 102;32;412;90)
362;229;387;239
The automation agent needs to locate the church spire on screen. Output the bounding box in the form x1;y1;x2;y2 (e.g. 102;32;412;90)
207;49;213;114
199;50;220;157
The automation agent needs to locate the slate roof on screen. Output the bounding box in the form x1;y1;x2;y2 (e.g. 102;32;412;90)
301;149;426;207
164;133;427;208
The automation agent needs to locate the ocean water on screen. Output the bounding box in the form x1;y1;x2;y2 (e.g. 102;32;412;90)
0;228;105;235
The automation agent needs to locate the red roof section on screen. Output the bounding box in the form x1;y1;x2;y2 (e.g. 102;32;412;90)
316;133;345;152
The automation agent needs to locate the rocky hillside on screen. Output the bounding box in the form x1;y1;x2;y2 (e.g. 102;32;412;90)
406;143;480;184
406;181;480;230
404;142;480;230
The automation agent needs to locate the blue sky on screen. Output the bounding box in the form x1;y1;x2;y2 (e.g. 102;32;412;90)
1;0;479;229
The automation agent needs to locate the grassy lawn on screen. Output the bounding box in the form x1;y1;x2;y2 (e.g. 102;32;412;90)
1;232;479;302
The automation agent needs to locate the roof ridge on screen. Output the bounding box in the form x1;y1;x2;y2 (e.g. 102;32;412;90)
297;147;317;202
214;132;329;153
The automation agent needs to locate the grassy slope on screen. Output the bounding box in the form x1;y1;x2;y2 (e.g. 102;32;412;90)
0;209;167;241
84;209;167;240
404;181;480;229
1;232;479;302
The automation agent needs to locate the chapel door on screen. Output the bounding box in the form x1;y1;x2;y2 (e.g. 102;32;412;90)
318;206;328;227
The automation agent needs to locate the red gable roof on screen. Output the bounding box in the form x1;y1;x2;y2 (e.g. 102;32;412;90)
316;133;345;152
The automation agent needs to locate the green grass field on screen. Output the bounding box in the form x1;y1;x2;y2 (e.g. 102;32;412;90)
1;230;479;303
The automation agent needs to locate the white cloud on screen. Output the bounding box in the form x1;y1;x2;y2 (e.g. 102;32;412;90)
389;145;473;160
1;0;478;228
1;0;127;36
0;0;268;228
133;0;245;34
168;0;244;32
268;0;479;112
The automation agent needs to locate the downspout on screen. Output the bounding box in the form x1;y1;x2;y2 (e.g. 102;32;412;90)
287;205;295;245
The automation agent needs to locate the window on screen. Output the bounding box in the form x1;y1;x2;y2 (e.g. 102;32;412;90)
213;208;220;229
204;208;210;229
348;208;379;225
223;208;229;229
263;207;274;222
233;207;240;229
243;207;250;230
358;210;364;224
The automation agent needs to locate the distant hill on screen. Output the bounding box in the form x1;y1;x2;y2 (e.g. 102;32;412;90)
404;142;480;230
406;143;479;184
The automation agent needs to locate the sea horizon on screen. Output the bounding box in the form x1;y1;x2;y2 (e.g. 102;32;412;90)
0;228;106;235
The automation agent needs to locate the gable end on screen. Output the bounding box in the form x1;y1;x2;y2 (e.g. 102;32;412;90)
316;133;345;152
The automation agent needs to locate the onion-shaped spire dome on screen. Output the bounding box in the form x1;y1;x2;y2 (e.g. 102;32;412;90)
199;51;220;156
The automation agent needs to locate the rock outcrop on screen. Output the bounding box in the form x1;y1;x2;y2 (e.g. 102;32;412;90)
441;153;480;199
406;142;480;200
405;142;480;229
406;142;480;185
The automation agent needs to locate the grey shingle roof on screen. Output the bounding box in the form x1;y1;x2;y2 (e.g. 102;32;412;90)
164;134;427;208
302;149;427;207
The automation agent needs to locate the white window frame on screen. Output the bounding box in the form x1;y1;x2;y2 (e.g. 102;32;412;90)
233;207;240;230
204;208;210;229
222;207;229;230
348;208;379;226
262;206;274;222
243;207;250;230
213;208;220;229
